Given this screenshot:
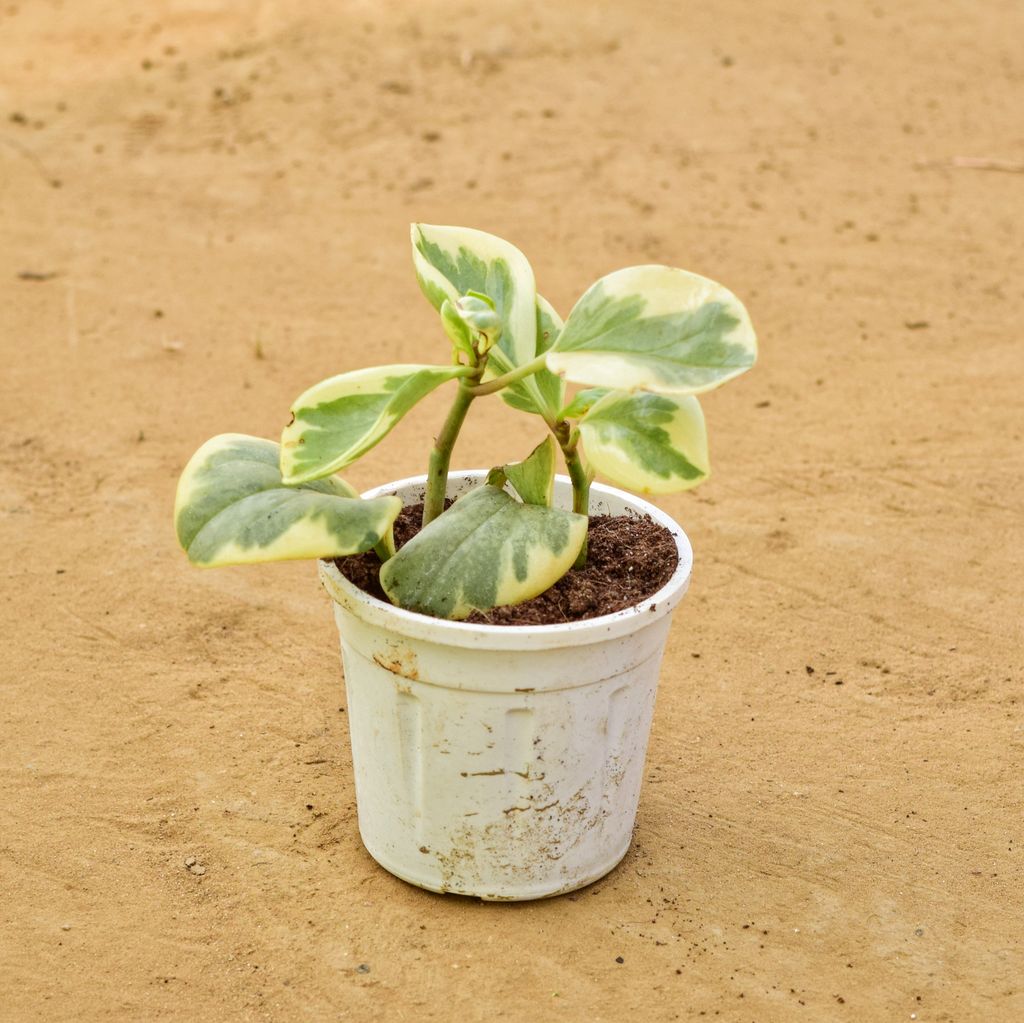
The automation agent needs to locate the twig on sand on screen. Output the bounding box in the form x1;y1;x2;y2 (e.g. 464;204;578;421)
916;155;1024;174
0;136;61;187
66;286;80;349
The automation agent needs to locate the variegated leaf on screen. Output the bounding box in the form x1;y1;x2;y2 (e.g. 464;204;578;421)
578;391;710;494
535;295;563;355
411;223;558;418
175;434;401;567
490;435;557;507
280;364;469;485
412;223;537;372
547;265;756;395
501;294;566;418
558;387;609;421
380;484;586;620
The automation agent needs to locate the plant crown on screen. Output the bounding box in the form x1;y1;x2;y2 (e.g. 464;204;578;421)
174;224;756;620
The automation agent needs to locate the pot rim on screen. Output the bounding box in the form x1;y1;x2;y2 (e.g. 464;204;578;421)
318;471;693;651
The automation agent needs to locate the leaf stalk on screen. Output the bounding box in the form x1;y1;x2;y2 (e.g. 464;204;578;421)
465;353;548;396
553;421;593;568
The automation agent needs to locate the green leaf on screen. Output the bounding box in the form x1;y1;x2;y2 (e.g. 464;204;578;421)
380;484;587;620
547;265;756;395
578;391;710;494
491;436;557;507
280;364;468;485
559;387;609;421
175;434;401;567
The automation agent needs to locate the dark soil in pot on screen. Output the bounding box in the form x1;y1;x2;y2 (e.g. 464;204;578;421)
335;502;679;625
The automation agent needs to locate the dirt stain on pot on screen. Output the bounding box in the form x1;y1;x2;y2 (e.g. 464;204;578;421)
372;647;419;681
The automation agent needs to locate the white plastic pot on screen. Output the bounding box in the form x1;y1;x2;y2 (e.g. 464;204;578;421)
318;471;693;901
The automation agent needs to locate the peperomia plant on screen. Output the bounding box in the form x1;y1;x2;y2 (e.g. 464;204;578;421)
174;224;756;620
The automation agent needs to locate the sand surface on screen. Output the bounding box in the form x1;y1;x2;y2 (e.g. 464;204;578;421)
2;1;1022;1020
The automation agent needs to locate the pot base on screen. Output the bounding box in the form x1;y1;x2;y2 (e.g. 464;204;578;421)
360;832;633;902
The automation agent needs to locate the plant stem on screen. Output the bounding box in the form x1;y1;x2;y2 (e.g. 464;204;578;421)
465;353;548;396
553;421;593;568
373;528;396;564
423;382;477;527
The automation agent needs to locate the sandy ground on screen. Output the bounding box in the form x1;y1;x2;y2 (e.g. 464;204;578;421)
2;1;1022;1020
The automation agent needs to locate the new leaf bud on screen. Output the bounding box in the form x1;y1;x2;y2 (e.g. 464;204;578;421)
440;298;475;359
456;293;502;353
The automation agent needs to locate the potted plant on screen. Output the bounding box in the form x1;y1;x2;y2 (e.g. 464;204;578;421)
174;224;756;900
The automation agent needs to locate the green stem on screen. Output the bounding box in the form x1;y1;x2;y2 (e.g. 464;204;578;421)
423;382;477;527
465;353;548;396
373;527;396;564
553;422;593;568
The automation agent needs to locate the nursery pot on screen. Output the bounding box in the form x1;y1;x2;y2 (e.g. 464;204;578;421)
318;471;693;901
